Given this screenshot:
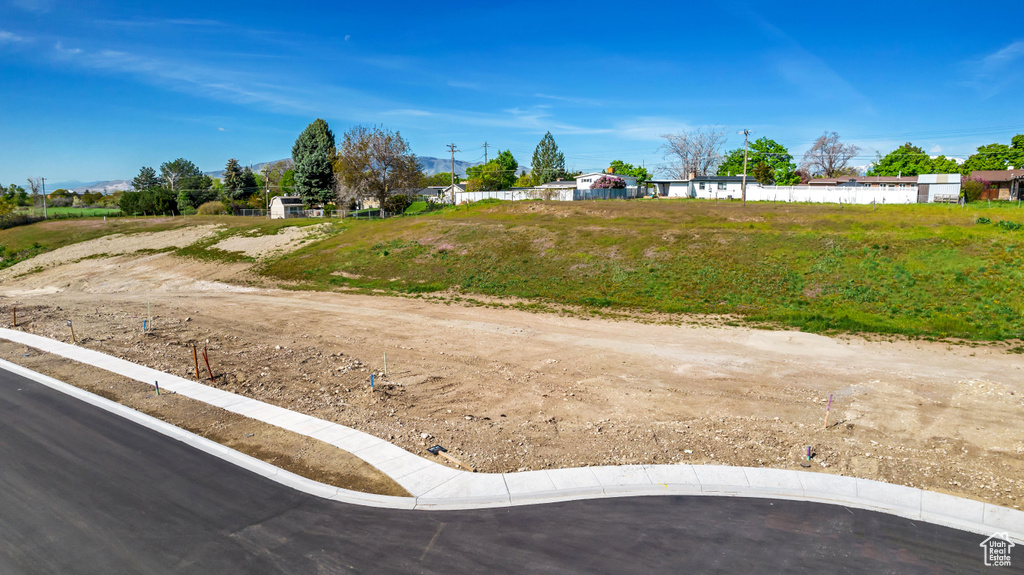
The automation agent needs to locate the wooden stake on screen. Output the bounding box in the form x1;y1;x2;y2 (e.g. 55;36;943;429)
202;346;215;383
192;345;200;382
67;320;76;344
384;352;388;376
11;306;15;328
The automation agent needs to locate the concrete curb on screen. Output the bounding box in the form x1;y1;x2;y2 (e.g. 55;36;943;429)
1;328;1021;542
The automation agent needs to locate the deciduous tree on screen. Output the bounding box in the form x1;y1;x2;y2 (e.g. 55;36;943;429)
717;137;798;185
660;127;727;178
608;160;652;186
333;125;421;214
801;132;860;178
466;150;518;191
867;143;960;177
292;118;337;206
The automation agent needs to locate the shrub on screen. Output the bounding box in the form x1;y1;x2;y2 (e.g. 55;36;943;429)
383;194;413;214
197;201;227;215
591;175;626;189
180;206;197;216
961;176;990;202
976;216;991;224
997;220;1023;231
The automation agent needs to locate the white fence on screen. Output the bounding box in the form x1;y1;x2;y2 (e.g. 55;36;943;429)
454;186;642;204
736;184;919;205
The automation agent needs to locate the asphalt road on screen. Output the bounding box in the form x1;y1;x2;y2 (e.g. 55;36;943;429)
0;367;993;574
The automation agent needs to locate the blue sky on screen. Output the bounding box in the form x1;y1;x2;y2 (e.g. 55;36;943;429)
2;0;1023;185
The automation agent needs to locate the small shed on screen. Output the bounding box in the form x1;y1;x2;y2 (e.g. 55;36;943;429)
270;196;305;219
916;174;961;203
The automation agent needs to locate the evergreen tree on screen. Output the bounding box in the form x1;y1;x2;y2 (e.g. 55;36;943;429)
531;132;565;185
292;118;336;206
222;158;244;195
132;166;162;191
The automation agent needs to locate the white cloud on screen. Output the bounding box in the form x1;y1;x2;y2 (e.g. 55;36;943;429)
217;127;226;131
54;41;82;55
930;144;943;154
9;0;52;13
968;40;1024;95
382;109;432;117
344;35;351;42
447;80;482;91
0;30;25;43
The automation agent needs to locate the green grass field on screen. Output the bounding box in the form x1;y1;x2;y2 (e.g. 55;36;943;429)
20;207;122;217
5;200;1024;340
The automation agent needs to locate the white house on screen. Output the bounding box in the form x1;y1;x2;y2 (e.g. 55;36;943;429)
269;196;305;219
648;176;757;199
575;171;639;199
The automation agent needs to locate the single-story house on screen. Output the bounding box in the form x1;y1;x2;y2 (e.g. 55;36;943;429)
574;170;639;199
648;176;758;199
808;176;916;188
269;196;305;219
969;170;1024;200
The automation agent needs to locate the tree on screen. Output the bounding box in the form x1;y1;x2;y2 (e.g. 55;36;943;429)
132;166;161;191
514;170;534;187
608;160;652;186
420;171;459;187
752;163;774;185
220;159;257;203
801;132;860;178
531;132;565;185
717;137;799;185
466;150;518;191
222;158;245;194
292;118;337;206
867;142;961;177
333;125;421;214
660;127;727;178
962;134;1024;174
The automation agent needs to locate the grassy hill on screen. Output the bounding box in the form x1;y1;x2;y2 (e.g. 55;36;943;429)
5;200;1024;341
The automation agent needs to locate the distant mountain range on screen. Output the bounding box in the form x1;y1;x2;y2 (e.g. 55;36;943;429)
47;155;481;194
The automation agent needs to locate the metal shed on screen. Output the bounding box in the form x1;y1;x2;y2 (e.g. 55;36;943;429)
916;174;961;203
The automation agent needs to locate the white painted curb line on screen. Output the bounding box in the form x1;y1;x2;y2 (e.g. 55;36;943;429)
1;329;1021;541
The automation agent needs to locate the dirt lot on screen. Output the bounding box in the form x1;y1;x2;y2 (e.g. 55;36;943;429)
1;228;1022;508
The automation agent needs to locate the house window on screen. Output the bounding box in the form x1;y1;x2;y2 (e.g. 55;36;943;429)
718;182;727;190
699;182;706;190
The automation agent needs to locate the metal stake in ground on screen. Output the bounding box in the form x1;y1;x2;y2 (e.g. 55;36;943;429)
426;445;475;472
67;320;75;344
154;380;160;396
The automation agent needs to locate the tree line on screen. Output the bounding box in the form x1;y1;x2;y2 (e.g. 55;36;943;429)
660;128;1024;185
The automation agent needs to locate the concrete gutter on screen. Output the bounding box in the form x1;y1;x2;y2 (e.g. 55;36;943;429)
1;328;1021;542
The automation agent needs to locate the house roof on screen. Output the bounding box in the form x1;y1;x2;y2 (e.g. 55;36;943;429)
691;175;757;183
535;181;576;188
916;173;961;184
648;179;689;184
970;170;1024;182
272;196;303;205
575;172;637;181
809;176;914;186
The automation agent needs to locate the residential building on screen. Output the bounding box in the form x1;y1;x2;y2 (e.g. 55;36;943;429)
969;170;1024;200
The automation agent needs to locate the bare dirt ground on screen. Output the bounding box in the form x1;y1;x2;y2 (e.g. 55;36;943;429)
0;340;408;497
1;230;1022;508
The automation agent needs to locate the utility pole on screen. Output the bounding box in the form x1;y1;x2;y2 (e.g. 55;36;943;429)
261;164;271;219
41;177;48;219
738;129;751;207
482;141;489;163
447;143;460;204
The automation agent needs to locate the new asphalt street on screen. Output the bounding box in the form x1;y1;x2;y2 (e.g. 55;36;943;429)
0;367;992;574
